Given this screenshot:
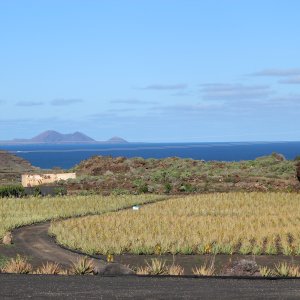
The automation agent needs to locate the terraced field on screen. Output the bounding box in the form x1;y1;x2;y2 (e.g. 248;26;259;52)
50;192;300;255
0;194;163;241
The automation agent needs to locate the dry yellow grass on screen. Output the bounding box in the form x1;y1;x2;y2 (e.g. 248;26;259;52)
0;194;163;241
50;192;300;255
2;254;33;274
35;262;63;275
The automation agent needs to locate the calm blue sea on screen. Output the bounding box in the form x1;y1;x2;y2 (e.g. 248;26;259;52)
1;142;300;169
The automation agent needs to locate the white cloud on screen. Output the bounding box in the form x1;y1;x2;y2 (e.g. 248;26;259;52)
110;98;157;105
250;68;300;77
199;83;272;100
16;101;44;106
51;98;83;106
139;83;188;90
278;77;300;84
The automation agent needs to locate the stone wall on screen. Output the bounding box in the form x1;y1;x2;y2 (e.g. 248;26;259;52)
21;173;76;187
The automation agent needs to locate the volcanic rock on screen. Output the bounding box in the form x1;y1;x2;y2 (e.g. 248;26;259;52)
223;259;260;276
93;263;135;275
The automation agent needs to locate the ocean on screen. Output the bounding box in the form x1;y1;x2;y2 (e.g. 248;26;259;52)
1;142;300;169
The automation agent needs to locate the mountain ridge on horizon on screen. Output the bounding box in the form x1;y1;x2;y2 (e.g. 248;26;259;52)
1;130;128;144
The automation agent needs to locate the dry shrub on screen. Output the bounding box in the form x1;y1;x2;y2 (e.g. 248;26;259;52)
192;264;215;276
145;258;168;275
70;256;95;275
289;266;300;277
35;262;63;275
136;261;184;276
273;262;300;277
3;255;32;274
168;264;184;275
259;266;273;277
136;266;150;275
192;257;215;276
136;258;168;275
274;262;290;277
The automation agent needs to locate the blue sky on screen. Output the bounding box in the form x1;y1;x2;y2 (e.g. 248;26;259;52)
0;0;300;142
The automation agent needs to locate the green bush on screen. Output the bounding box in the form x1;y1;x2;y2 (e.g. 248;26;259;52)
164;182;172;194
0;185;25;198
133;179;149;194
137;183;149;194
54;187;67;196
111;188;130;195
179;183;196;193
33;187;42;197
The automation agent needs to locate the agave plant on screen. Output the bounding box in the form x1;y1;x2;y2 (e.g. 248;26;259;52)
136;266;150;275
288;265;300;277
144;258;168;275
168;264;184;276
35;262;62;275
273;262;300;277
274;262;291;277
70;256;95;275
192;257;215;276
259;266;273;277
2;254;32;274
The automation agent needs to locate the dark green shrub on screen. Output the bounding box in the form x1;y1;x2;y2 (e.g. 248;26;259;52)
164;182;172;194
138;183;149;194
111;188;130;195
54;187;67;196
0;185;25;198
151;170;166;183
33;186;42;197
133;179;149;194
179;183;196;193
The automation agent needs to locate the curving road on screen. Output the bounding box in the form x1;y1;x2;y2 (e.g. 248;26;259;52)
12;222;83;267
1;221;300;298
6;222;132;275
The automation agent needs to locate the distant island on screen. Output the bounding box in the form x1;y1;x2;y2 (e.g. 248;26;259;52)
0;130;128;144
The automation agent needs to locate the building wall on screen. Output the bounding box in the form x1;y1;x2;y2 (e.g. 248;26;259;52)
21;173;76;187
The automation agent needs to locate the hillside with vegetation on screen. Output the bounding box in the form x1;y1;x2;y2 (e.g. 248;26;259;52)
0;151;39;185
1;150;299;194
65;153;300;195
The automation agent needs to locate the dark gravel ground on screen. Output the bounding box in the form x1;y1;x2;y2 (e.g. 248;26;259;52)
1;274;300;299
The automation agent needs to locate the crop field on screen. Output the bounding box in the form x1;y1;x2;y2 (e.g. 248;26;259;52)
0;194;163;241
50;192;300;255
